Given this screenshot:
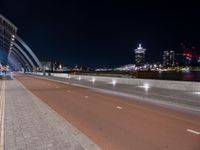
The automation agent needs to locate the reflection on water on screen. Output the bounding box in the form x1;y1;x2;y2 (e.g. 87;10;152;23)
134;71;200;82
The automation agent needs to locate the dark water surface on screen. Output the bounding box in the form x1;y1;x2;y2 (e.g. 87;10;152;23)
133;71;200;82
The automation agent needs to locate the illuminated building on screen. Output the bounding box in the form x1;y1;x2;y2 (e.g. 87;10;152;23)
183;53;193;65
198;56;200;63
175;52;195;66
41;61;52;71
134;44;146;66
163;50;175;66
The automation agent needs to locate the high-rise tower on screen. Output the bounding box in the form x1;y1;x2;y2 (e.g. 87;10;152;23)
134;44;146;66
163;50;175;66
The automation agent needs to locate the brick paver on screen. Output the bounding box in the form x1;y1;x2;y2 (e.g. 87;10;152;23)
4;79;100;150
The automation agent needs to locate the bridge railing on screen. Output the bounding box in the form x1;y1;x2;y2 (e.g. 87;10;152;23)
27;72;200;92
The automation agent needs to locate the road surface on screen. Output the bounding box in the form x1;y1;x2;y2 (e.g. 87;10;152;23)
16;75;200;150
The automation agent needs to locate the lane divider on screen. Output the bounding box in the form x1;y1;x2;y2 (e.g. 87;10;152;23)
116;106;123;110
0;81;5;150
187;129;200;135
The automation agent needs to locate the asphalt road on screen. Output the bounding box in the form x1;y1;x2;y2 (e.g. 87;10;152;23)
16;75;200;150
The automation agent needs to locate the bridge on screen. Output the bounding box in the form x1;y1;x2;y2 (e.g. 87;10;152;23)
0;14;41;72
0;15;200;150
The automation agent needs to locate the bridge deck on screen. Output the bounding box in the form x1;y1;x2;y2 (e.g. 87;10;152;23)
15;75;200;150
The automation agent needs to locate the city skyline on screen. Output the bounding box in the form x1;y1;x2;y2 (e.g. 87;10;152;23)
1;1;200;68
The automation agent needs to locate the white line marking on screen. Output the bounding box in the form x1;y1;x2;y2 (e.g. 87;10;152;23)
84;96;89;99
116;106;123;110
0;81;5;150
187;129;200;135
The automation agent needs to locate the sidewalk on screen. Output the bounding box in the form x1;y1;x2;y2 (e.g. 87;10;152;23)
4;79;100;150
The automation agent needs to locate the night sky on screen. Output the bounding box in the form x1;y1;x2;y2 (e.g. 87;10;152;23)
1;1;200;68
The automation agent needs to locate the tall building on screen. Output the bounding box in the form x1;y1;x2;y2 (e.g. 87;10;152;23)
134;44;146;66
163;50;175;66
41;61;52;71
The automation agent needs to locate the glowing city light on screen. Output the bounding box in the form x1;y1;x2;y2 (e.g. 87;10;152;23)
138;44;142;49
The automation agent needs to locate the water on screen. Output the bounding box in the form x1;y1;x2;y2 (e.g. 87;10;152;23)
133;71;200;82
76;70;200;82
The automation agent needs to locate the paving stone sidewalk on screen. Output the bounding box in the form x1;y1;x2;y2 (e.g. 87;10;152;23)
4;79;100;150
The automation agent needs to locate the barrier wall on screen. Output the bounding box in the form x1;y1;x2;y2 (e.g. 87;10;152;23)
30;72;200;92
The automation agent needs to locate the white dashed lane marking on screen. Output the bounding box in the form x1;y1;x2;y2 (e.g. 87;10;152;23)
116;106;123;110
187;129;200;135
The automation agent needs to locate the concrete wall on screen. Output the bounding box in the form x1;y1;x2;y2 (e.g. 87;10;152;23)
30;72;44;76
31;72;200;92
51;73;70;78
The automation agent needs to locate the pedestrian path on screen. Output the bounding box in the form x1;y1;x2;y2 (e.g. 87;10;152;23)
4;79;100;150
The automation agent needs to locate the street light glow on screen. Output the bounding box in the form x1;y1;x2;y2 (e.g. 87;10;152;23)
139;83;150;91
192;92;200;95
107;80;117;86
90;77;95;83
112;80;116;86
78;76;81;80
